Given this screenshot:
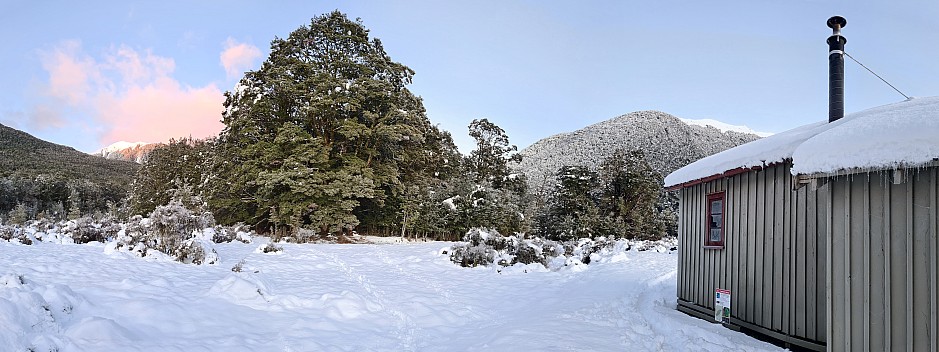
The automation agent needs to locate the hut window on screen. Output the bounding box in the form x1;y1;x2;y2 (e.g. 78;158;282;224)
705;192;725;248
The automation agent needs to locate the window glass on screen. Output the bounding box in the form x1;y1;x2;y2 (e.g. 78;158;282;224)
711;199;722;214
705;193;724;248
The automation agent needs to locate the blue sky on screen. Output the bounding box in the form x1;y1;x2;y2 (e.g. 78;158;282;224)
2;1;937;153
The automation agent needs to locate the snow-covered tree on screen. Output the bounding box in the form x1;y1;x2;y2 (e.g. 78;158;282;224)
129;138;212;216
6;203;29;225
538;166;602;240
596;149;665;239
430;119;531;237
537;149;666;240
207;11;450;237
253;123;373;238
467;118;522;186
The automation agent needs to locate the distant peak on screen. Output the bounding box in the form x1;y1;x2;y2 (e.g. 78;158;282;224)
93;141;160;164
98;141;152;154
679;118;773;137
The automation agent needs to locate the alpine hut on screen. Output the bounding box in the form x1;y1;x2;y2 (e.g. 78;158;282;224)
665;16;939;351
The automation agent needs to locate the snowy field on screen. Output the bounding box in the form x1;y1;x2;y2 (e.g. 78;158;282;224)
1;239;783;351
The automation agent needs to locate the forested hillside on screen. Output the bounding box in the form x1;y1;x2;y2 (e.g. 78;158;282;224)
0;123;139;218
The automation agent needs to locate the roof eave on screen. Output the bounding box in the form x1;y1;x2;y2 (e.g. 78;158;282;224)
667;159;939;191
794;159;939;181
665;162;779;191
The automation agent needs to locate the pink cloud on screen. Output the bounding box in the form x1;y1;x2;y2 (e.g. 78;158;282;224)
36;41;225;146
220;38;262;79
95;78;224;144
39;40;98;105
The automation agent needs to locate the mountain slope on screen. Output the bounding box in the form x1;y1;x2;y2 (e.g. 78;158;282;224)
94;141;161;163
0;123;139;181
515;110;761;193
0;123;139;213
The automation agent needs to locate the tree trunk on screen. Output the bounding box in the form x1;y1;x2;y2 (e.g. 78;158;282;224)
400;212;407;240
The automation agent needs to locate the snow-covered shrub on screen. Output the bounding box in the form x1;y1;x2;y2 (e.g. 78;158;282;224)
450;228;499;267
210;227;235;243
284;227;356;244
148;200;209;252
450;229;560;268
107;202;219;265
61;216;120;244
108;216;150;257
294;228;317;243
260;227;337;244
512;239;549;266
631;236;678;252
210;224;253;243
539;238;565;258
174;237;219;265
64;217;100;243
0;225;32;245
28;218;55;238
0;225;15;241
231;259;246;272
449;241;495;267
570;236;618;264
6;203;29;225
448;229;677;271
256;242;283;254
99;218;122;239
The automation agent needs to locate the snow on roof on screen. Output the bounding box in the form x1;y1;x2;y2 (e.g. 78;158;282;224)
665;96;939;188
791;96;939;174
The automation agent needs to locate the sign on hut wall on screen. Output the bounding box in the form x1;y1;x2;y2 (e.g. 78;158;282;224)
715;289;731;322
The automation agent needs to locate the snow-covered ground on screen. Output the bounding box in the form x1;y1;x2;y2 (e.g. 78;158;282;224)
1;239;783;351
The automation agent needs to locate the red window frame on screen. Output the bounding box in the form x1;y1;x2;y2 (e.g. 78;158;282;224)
705;191;725;248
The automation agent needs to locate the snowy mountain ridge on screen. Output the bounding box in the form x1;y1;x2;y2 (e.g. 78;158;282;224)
679;118;774;137
93;141;161;164
514;110;762;194
98;141;150;153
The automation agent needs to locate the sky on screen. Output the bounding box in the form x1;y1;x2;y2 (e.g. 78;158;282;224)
1;1;938;154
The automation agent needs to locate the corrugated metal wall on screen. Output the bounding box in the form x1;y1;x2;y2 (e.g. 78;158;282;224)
677;163;828;346
827;167;939;352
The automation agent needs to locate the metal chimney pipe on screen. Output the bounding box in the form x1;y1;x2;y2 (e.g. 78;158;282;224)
827;16;847;122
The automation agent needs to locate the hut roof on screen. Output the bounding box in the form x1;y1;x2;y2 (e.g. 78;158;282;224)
665;96;939;188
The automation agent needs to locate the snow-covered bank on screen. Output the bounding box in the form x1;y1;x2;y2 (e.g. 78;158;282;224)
0;240;783;351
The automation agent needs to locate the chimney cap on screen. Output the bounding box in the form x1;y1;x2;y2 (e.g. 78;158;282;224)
827;16;847;29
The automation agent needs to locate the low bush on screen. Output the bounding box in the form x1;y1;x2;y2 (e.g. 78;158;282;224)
450;229;559;268
449;228;676;270
0;225;32;245
73;219;104;243
208;225;252;244
110;201;219;265
231;259;246;272
257;242;283;254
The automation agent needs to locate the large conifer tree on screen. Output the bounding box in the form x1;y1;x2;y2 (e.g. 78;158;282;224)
209;11;446;236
